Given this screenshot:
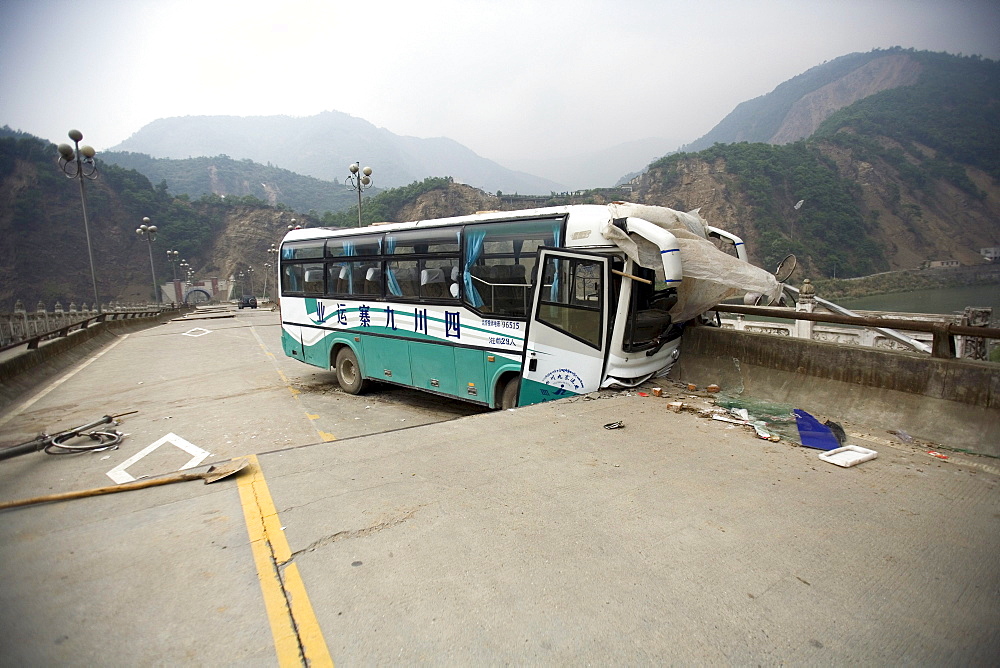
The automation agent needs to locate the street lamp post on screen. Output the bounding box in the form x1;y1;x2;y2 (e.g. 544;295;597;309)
57;129;101;313
347;163;373;228
167;249;180;280
262;262;271;301
247;266;255;297
136;217;159;304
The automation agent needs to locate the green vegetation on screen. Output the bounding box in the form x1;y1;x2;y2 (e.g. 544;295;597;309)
318;176;455;227
101;151;363;215
0;133;285;302
651;141;884;276
816;51;1000;182
648;50;999;279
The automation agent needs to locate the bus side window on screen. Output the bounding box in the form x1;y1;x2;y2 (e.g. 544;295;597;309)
282;264;304;293
386;229;461;302
462;218;562;318
302;264;325;295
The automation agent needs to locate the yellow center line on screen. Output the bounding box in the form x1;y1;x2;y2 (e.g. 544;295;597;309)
238;455;333;667
251;325;335;443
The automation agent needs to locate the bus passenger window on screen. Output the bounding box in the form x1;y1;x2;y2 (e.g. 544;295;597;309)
387;261;420;298
282;264;304;293
462;218;562;317
302;263;325;295
330;261;380;297
419;267;449;299
386;229;461;302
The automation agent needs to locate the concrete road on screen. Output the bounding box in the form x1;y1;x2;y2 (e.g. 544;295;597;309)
0;307;998;664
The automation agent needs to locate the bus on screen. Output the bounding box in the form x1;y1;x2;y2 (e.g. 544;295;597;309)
277;202;776;409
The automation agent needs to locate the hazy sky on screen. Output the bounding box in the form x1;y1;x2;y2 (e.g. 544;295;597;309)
2;0;998;166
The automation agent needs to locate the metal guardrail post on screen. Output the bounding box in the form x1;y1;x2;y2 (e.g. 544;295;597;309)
930;323;956;359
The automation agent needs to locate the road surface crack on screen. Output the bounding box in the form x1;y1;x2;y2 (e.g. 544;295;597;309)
286;507;421;561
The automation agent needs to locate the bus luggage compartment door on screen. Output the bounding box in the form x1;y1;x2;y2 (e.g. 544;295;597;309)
519;248;610;406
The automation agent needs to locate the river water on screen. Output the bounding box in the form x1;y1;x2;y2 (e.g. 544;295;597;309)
836;284;1000;322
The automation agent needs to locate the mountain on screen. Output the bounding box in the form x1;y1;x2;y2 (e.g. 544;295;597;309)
681;48;923;152
633;50;1000;277
99;151;365;215
108;111;565;195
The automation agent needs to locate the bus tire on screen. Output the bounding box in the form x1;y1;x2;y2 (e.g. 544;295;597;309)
500;376;520;410
335;347;367;395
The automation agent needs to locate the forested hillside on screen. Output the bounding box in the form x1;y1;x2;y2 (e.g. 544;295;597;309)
683;50;894;151
637;50;999;277
100;151;366;215
0;128;484;309
0;131;322;309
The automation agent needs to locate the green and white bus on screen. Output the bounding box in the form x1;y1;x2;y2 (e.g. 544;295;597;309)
278;202;770;409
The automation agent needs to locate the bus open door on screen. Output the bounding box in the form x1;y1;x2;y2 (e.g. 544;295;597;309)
518;248;612;406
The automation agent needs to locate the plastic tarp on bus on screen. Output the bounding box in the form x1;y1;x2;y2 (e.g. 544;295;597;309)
602;202;782;323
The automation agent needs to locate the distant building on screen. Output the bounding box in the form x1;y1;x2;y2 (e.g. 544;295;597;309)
927;260;961;268
980;247;1000;262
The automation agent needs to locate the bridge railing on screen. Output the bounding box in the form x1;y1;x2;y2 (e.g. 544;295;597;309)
0;300;170;352
712;303;1000;360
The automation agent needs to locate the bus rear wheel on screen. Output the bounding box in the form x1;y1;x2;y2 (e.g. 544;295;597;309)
500;376;520;410
335;347;367;395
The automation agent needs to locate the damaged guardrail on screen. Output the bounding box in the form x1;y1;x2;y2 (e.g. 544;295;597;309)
711;303;1000;359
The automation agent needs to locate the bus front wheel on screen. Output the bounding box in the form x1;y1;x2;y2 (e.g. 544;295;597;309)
335;347;367;395
500;376;520;410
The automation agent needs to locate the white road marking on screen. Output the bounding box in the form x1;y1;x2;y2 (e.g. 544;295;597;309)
106;432;211;483
182;328;212;337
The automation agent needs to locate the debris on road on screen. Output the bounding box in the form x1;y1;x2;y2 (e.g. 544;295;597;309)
818;445;878;468
889;429;914;443
794;409;842;451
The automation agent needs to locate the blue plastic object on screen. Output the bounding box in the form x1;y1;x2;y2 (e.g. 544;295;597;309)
794;409;842;451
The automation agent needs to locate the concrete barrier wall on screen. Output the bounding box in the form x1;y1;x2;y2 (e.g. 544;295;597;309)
671;325;1000;455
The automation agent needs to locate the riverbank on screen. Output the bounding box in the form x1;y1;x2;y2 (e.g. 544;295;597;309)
812;263;1000;301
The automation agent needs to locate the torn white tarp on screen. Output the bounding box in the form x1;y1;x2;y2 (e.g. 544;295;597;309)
604;202;781;323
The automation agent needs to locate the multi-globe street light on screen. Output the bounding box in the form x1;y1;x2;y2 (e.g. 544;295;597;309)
262;262;272;301
167;249;180;280
347;163;373;228
135;217;159;304
56;129;101;313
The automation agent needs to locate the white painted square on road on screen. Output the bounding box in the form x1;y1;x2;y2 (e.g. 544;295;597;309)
106;433;211;483
183;327;212;337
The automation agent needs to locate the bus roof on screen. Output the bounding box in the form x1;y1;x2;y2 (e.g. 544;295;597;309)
281;204;617;245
